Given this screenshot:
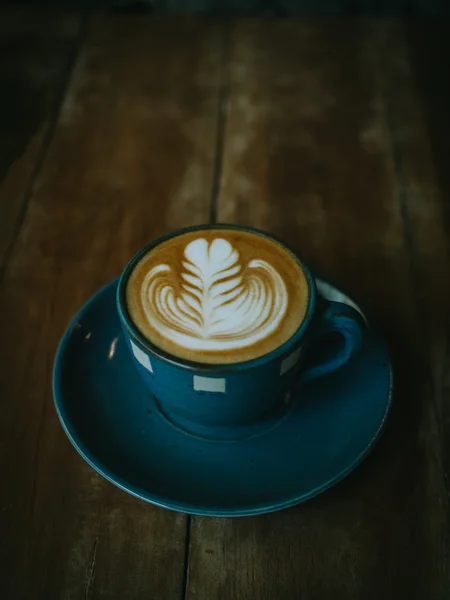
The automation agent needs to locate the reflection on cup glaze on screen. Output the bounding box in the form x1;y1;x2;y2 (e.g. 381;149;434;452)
140;238;288;351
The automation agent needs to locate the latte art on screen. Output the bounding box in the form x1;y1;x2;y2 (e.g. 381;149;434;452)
141;238;288;351
126;229;309;364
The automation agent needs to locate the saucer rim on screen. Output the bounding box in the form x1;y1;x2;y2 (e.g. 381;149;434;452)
53;278;393;517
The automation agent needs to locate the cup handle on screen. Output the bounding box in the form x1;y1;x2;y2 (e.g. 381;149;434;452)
298;300;365;385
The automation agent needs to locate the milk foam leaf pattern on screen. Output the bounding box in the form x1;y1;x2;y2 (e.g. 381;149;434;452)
141;238;289;352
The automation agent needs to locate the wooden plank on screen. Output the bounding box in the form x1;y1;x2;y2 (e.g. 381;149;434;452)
0;6;84;271
0;15;223;599
404;25;450;489
378;18;450;574
382;21;450;410
187;20;449;599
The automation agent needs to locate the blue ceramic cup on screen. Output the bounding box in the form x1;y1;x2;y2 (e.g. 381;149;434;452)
117;225;365;438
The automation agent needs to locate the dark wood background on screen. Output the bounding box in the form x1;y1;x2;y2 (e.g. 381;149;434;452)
3;0;450;16
1;5;450;599
112;0;450;17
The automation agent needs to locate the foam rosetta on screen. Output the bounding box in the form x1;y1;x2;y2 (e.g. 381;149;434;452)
140;237;288;352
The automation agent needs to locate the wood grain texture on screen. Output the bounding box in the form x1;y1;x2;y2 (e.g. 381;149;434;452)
187;21;449;599
0;14;223;599
0;6;83;272
380;17;450;571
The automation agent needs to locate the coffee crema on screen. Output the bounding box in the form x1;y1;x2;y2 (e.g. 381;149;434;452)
126;229;309;364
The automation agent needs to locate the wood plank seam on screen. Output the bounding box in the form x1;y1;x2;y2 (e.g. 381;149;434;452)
0;9;91;285
209;21;232;224
182;517;193;600
84;535;99;600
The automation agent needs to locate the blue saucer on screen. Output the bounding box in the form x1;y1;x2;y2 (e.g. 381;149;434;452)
53;278;392;517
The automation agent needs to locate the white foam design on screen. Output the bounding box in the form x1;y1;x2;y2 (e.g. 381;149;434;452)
140;237;288;351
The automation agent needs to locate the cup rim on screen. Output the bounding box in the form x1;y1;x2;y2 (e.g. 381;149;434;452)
116;223;317;373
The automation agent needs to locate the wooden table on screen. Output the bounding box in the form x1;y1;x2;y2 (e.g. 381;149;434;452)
1;8;450;599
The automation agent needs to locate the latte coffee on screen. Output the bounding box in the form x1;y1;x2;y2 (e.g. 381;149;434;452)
125;229;310;364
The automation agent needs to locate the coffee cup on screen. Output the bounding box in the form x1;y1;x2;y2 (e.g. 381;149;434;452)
117;224;365;438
